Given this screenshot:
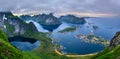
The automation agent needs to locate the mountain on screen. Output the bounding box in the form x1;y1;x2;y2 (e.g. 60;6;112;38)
110;31;120;49
20;13;86;24
19;15;32;21
0;12;38;36
20;13;61;25
60;15;86;24
20;13;62;31
92;31;120;59
34;13;62;31
20;13;86;31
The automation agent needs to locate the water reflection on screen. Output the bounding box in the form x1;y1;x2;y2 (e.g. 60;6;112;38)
8;36;40;51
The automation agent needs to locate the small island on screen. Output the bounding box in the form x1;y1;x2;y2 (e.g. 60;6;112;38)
59;27;77;33
93;25;99;30
75;34;110;46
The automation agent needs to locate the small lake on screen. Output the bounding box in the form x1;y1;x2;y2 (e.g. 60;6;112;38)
8;36;40;51
26;17;120;54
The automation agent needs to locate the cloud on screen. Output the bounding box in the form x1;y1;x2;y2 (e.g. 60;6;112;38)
0;0;120;17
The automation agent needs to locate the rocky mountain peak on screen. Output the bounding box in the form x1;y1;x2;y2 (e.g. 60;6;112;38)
28;22;38;32
0;12;13;17
110;31;120;49
49;13;54;16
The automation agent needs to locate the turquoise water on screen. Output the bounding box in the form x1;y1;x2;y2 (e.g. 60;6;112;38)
28;17;120;54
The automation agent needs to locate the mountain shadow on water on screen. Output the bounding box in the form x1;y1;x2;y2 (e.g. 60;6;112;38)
40;23;61;32
8;36;37;44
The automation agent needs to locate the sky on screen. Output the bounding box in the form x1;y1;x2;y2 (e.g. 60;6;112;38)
0;0;120;17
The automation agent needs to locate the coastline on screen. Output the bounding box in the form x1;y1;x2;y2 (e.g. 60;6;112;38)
55;49;97;58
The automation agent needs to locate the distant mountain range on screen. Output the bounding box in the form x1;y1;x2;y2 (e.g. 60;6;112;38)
20;13;86;31
20;13;86;24
60;15;86;24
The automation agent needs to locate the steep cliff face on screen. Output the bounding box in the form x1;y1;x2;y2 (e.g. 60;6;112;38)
0;12;9;32
28;22;38;32
37;13;61;25
110;31;120;49
5;16;26;35
0;12;38;36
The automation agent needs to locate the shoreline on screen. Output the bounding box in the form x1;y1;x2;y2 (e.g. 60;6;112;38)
55;49;97;57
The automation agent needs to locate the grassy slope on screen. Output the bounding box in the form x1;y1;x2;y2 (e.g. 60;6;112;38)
0;29;39;59
0;30;23;59
91;45;120;59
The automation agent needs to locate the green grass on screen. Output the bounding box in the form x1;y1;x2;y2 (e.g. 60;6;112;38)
0;29;8;41
0;38;23;59
91;45;120;59
0;29;20;59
